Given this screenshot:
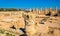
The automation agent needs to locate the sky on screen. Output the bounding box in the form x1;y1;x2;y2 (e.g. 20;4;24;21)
0;0;60;9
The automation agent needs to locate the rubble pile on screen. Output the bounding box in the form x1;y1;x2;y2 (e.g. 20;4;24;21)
0;8;60;36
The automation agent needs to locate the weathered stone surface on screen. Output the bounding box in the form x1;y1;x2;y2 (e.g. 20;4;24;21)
0;10;60;36
0;12;25;29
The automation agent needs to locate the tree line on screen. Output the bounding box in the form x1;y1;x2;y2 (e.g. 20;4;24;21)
0;8;22;11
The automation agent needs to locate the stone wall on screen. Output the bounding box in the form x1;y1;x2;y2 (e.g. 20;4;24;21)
0;11;25;29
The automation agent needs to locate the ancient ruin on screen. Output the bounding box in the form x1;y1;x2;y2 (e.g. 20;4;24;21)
0;7;60;36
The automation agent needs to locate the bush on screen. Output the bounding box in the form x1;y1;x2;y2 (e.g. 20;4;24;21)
0;8;4;11
6;33;15;36
0;30;5;34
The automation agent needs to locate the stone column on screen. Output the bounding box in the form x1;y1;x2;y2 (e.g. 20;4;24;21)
54;7;58;16
49;8;53;16
29;8;32;12
36;8;39;14
39;8;43;15
55;6;58;13
44;8;49;15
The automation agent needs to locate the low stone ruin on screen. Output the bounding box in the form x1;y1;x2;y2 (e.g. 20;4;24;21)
0;8;60;36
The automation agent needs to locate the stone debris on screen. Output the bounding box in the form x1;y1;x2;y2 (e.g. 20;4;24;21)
0;8;60;36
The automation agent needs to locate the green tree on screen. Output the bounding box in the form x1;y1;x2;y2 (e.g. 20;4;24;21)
5;8;18;11
0;8;4;11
